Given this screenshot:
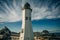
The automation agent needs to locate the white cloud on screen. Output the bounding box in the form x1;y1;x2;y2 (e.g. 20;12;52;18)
0;4;60;22
0;0;22;22
31;5;60;20
31;7;48;20
7;10;22;22
0;0;60;22
0;9;22;22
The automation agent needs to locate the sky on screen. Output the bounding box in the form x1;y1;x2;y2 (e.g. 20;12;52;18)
0;0;60;33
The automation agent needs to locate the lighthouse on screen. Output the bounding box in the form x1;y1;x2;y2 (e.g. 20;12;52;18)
19;2;34;40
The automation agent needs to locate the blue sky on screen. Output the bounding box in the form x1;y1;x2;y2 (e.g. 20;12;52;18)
0;0;60;32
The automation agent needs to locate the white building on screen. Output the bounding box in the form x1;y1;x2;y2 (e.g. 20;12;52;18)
19;2;34;40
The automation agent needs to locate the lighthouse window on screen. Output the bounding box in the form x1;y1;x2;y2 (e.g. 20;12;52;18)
26;17;28;20
27;38;29;40
29;17;31;20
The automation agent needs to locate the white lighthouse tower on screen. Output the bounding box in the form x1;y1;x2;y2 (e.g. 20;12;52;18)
19;2;34;40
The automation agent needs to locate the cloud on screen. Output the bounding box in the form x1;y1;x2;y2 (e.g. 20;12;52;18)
0;0;22;22
31;0;60;20
31;7;48;20
0;0;60;22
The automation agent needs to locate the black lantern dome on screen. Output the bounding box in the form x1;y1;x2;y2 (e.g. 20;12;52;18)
22;2;32;11
24;2;30;9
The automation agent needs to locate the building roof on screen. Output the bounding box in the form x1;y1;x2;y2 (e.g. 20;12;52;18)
0;26;60;37
0;26;11;35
